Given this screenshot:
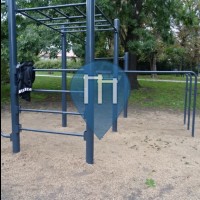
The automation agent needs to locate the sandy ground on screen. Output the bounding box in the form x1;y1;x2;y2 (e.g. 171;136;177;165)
1;103;200;200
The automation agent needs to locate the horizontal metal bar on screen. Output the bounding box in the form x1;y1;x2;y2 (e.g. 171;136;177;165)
16;3;86;12
20;108;83;115
57;24;112;30
36;14;102;22
125;70;196;74
37;16;68;21
62;28;114;33
47;20;107;26
69;13;102;19
95;28;114;31
63;29;86;33
32;89;83;93
20;128;84;137
95;24;112;27
1;131;11;139
56;25;87;30
34;68;81;71
95;57;124;60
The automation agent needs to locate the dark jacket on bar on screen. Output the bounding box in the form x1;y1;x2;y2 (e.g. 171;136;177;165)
17;61;35;102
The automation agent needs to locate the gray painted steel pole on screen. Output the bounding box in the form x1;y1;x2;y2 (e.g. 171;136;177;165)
86;0;95;164
124;52;129;118
113;18;120;132
61;28;67;127
85;37;87;64
7;0;20;153
187;74;192;130
192;74;197;137
184;74;188;125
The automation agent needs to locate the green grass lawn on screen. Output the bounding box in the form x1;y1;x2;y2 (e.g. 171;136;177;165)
138;74;187;81
130;80;200;110
1;75;200;111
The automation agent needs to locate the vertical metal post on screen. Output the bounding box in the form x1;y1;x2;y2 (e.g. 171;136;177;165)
187;74;192;130
124;52;129;118
112;18;120;132
184;74;188;125
7;0;20;153
61;27;67;127
85;0;95;164
84;37;87;64
192;74;197;137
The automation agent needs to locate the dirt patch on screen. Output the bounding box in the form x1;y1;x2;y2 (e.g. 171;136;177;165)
1;103;200;200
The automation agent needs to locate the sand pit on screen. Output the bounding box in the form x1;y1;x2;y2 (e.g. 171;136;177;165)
1;103;200;200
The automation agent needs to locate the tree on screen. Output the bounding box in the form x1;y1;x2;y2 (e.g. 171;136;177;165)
98;0;177;88
2;0;199;86
172;0;200;71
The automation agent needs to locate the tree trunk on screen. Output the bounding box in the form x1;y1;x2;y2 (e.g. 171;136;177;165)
127;52;140;89
150;53;157;78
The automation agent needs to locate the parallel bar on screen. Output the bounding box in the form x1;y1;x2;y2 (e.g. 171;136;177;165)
124;70;197;137
32;89;83;93
112;18;120;132
187;74;192;130
21;128;83;137
8;0;20;153
19;108;83;115
123;52;129;118
85;0;95;164
184;74;188;125
16;3;86;12
192;75;198;137
61;28;67;127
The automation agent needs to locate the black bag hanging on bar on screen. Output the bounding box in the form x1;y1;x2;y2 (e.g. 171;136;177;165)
17;61;35;102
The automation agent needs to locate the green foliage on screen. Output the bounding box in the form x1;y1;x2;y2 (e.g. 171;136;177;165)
34;59;83;69
145;178;156;188
1;0;199;82
1;60;10;84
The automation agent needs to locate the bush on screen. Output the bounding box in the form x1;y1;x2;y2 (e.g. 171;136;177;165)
1;59;10;84
34;59;84;70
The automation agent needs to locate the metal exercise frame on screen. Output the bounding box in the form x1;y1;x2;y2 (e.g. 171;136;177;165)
3;0;198;165
4;0;120;164
123;52;198;137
